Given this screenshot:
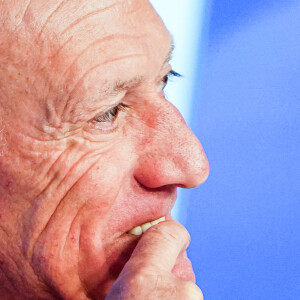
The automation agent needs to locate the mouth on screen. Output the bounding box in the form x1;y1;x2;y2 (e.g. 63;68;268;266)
126;216;166;236
124;215;195;282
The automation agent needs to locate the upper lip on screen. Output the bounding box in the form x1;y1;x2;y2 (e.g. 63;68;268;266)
106;183;178;237
128;189;177;232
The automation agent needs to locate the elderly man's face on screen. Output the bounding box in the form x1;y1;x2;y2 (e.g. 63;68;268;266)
0;0;208;299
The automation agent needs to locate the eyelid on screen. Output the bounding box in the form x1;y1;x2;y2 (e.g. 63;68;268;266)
93;103;131;123
89;103;126;122
95;106;118;122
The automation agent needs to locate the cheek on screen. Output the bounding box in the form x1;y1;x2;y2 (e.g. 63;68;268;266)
30;150;133;297
71;159;125;209
66;154;135;293
64;140;135;234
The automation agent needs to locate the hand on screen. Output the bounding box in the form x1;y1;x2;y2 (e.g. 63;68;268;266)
105;221;203;300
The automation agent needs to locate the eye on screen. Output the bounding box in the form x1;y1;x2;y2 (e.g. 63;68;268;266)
89;103;130;131
157;70;182;94
95;106;120;123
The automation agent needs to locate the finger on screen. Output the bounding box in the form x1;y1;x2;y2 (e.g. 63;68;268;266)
124;220;191;272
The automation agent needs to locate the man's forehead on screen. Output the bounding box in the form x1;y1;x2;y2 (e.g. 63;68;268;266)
5;0;158;33
3;0;171;55
36;0;169;63
49;2;172;85
1;0;172;112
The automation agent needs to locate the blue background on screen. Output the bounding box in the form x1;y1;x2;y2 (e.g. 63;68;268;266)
153;0;300;299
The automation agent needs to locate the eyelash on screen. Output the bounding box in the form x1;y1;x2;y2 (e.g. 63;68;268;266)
161;70;182;90
94;103;131;123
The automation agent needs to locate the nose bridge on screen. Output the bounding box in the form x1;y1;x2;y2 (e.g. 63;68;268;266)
135;101;209;189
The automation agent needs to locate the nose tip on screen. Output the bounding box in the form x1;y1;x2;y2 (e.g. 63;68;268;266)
176;128;209;189
134;101;209;190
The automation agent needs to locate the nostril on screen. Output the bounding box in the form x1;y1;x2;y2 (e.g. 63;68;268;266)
134;175;178;193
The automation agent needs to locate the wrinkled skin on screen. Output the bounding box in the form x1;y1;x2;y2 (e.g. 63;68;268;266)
0;0;209;299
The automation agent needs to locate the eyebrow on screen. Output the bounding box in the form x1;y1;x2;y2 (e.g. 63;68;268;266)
108;41;175;96
112;76;144;94
164;40;175;65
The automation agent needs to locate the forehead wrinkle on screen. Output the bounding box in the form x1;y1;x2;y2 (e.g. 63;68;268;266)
50;35;73;60
20;0;33;25
61;33;145;79
69;53;147;96
62;53;146;116
38;0;69;38
60;0;123;36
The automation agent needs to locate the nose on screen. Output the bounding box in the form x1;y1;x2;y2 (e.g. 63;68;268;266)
134;100;209;189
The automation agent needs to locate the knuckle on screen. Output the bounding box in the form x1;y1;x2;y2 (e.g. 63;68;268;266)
183;281;204;300
124;267;160;290
116;269;173;299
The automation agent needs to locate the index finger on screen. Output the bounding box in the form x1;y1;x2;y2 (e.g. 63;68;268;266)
124;220;191;272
